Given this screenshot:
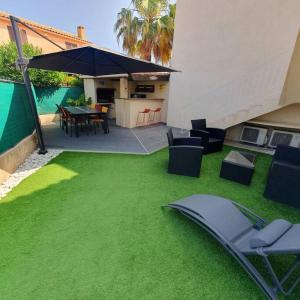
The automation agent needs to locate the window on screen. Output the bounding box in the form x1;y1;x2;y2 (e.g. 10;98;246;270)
65;42;77;49
7;26;28;44
7;26;15;42
20;29;28;44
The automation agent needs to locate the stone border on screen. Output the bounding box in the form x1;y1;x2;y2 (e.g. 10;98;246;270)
0;149;63;199
0;132;37;184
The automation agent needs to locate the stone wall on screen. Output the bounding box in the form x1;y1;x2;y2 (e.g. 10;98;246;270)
0;132;37;184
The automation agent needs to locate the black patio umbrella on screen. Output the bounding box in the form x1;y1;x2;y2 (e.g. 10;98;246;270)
28;45;177;76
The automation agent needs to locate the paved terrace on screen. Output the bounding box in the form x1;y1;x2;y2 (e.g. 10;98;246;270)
42;121;187;154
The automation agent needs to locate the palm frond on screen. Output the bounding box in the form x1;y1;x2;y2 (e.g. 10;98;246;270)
115;1;176;63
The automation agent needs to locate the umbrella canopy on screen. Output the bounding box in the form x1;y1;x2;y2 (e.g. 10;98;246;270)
28;46;177;76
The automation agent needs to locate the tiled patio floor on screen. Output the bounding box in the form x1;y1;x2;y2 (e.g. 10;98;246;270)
42;121;187;154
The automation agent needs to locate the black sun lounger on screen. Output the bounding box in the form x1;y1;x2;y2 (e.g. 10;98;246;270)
164;194;300;300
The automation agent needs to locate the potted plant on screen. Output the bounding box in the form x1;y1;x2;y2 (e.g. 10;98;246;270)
66;94;92;106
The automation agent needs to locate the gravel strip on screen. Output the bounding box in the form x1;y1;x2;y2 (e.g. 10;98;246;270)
0;149;63;199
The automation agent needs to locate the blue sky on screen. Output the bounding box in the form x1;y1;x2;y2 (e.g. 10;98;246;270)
1;0;132;51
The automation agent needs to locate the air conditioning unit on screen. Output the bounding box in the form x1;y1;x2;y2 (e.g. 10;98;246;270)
268;130;300;148
240;126;268;146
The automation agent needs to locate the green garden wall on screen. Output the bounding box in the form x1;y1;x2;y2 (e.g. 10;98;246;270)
34;86;83;115
0;80;83;154
0;81;35;154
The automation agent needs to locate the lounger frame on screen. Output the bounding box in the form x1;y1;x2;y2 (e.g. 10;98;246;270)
165;201;300;300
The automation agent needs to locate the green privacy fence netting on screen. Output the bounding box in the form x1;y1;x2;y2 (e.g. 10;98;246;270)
34;85;83;115
0;80;83;154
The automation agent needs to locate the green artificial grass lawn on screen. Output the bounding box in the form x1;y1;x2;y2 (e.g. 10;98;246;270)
1;146;300;299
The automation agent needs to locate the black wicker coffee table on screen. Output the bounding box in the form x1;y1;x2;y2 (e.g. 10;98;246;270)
220;150;256;185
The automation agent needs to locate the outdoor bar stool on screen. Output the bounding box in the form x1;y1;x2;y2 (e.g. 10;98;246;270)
149;107;161;124
136;108;150;126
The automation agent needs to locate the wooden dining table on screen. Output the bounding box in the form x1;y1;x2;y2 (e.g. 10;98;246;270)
63;106;109;137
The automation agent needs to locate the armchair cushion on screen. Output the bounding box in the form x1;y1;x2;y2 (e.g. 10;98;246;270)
191;119;206;130
274;145;300;166
206;128;226;140
167;128;174;146
173;137;202;147
264;145;300;208
168;145;204;177
207;139;224;154
190;119;226;154
190;129;209;144
168;128;202;147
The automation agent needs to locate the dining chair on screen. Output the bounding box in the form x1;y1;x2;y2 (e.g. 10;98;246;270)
64;109;87;137
88;106;108;134
56;104;68;130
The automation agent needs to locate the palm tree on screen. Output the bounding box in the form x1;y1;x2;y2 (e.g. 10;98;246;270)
114;0;176;65
153;3;176;65
114;8;140;57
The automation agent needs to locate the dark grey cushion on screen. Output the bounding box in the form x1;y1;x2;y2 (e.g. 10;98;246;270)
167;129;174;146
250;219;292;248
209;137;221;143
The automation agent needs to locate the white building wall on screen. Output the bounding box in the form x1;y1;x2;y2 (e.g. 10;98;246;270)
83;79;97;102
168;0;300;129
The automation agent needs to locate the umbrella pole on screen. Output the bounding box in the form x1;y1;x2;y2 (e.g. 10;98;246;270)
9;16;47;155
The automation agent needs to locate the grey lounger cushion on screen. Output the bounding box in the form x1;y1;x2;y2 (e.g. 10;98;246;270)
250;219;292;248
170;194;253;241
165;194;300;299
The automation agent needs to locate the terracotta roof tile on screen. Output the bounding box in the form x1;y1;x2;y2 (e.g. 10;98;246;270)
0;11;91;43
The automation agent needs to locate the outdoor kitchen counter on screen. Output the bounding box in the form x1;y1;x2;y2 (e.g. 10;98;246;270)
115;98;165;128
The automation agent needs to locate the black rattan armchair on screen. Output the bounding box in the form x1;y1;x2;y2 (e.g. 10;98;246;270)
167;128;203;147
167;129;204;177
264;144;300;208
190;119;226;154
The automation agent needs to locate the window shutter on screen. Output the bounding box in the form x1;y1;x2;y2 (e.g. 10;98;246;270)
65;42;77;49
7;26;15;42
21;30;28;44
7;26;27;44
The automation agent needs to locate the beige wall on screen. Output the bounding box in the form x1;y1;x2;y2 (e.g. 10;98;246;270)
83;79;97;101
168;0;300;130
119;78;128;98
129;81;168;99
83;78;121;119
129;81;169;121
0;132;36;184
281;31;300;105
227;104;300;142
253;103;300;126
0;21;10;43
84;78;169;122
115;99;164;128
84;78;122;102
0;17;89;53
95;79;121;98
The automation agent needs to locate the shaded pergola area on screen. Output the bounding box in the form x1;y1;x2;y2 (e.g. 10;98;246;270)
29;46;178;154
28;46;177;154
42;121;187;154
